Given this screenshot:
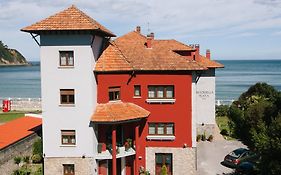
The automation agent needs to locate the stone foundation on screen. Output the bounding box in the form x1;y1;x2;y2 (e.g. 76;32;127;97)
44;157;96;175
145;147;196;175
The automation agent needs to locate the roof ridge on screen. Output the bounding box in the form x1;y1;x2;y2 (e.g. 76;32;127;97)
111;41;134;69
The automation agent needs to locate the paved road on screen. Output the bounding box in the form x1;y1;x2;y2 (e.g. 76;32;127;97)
197;140;247;175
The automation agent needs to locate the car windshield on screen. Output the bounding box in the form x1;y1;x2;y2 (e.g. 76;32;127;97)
229;149;248;158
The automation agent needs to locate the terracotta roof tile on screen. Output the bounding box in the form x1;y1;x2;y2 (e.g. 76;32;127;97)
95;42;133;72
95;31;206;71
0;116;42;149
198;56;224;68
21;5;115;36
91;102;150;123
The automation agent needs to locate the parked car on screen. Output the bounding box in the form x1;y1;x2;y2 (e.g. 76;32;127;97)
221;148;258;169
235;161;257;175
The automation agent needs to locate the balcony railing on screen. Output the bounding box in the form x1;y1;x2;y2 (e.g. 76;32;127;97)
95;143;136;160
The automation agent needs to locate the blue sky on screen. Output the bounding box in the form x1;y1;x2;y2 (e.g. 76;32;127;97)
0;0;281;61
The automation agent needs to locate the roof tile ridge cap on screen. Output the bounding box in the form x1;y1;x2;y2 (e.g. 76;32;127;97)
172;39;194;49
111;41;134;70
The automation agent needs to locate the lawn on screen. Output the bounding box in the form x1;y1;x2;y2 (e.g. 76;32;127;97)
0;112;25;123
216;116;235;140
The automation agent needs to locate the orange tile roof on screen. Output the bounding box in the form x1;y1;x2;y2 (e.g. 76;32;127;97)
95;42;133;72
21;5;115;36
0;116;42;149
95;31;206;72
199;56;224;68
91;102;150;123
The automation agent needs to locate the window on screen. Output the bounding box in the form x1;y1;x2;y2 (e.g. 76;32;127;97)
60;51;74;66
63;164;75;175
155;153;173;175
148;86;174;99
148;123;174;135
134;85;141;97
109;87;120;101
61;130;76;145
60;89;75;104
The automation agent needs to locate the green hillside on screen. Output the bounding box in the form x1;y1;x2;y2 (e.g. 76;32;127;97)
0;41;28;65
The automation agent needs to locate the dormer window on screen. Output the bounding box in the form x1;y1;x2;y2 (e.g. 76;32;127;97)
60;51;74;66
109;87;120;101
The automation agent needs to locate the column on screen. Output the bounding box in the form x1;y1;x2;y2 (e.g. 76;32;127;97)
112;126;117;175
135;124;139;175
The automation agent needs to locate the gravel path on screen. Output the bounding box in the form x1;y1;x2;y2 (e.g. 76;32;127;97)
197;140;247;175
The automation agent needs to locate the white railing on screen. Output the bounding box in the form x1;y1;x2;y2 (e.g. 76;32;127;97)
215;99;235;106
0;97;41;111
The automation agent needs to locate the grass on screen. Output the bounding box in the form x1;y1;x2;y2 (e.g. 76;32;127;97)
0;112;25;123
216;116;235;140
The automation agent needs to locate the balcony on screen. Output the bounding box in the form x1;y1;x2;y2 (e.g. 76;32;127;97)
95;140;136;160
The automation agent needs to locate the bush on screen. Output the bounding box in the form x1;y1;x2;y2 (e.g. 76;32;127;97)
34;166;43;175
32;138;43;156
14;156;21;165
32;154;42;164
161;164;168;175
12;168;31;175
196;134;201;142
220;129;229;136
207;135;214;142
216;105;229;117
201;133;206;141
23;156;30;164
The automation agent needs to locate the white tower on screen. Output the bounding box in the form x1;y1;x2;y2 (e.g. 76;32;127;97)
22;5;115;175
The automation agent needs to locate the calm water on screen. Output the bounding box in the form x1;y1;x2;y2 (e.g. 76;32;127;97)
0;60;280;100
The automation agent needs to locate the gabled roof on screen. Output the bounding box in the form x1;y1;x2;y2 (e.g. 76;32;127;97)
95;31;206;72
91;102;150;123
21;5;115;36
0;116;42;149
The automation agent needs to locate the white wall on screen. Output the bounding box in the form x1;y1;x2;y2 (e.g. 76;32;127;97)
40;34;102;158
192;69;216;140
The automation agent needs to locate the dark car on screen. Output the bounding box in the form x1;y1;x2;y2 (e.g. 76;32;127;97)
221;148;258;169
235;161;257;175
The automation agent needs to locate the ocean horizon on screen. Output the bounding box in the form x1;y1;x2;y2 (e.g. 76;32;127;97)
0;60;280;101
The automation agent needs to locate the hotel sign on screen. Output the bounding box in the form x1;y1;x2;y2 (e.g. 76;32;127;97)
196;90;214;100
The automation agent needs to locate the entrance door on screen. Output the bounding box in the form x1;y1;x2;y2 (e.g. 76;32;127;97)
155;153;173;175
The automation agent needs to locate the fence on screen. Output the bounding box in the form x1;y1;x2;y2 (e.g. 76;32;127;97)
0;98;41;111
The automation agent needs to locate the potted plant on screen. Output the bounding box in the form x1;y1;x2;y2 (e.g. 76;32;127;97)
196;134;201;142
208;135;214;142
125;138;132;151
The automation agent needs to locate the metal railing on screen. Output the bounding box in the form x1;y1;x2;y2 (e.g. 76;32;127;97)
0;97;41;111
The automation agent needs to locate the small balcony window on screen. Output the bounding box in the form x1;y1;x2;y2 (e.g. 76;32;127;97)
60;51;74;66
148;85;174;99
60;89;75;104
148;123;174;135
61;130;76;145
109;87;120;101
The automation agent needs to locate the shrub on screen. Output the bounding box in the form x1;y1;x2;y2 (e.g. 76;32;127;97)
207;135;214;142
161;164;168;175
32;138;43;156
220;129;229;136
12;168;31;175
32;154;42;164
34;166;43;175
14;156;21;165
196;134;201;142
23;156;30;164
201;133;206;141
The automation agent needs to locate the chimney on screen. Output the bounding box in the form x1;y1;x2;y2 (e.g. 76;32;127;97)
136;26;141;33
206;49;211;59
195;44;200;61
146;32;154;48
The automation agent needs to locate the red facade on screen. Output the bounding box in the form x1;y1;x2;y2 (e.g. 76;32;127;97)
96;73;193;172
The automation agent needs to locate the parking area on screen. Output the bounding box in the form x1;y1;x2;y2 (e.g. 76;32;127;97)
197;140;247;175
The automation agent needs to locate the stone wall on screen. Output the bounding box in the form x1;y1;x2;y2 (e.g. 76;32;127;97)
0;133;40;175
145;147;196;175
44;157;96;175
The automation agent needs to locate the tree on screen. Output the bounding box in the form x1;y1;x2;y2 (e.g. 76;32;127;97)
228;83;281;174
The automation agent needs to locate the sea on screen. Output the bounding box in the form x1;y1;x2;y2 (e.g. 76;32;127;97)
0;60;280;101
